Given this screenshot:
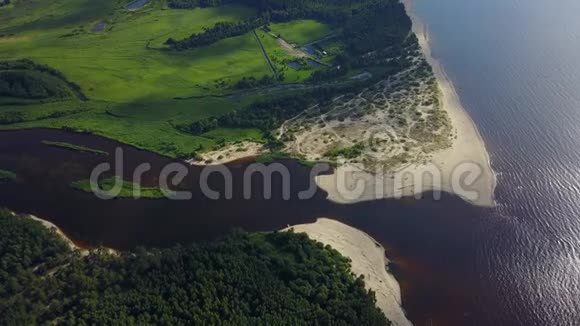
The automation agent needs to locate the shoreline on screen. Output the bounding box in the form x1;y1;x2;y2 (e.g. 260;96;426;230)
405;0;497;206
314;2;497;207
23;212;119;256
284;218;412;326
25;213;90;255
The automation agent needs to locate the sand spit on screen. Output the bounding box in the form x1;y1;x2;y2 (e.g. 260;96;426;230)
284;218;412;326
315;5;496;207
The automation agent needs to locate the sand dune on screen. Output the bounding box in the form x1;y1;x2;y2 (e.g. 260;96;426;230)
315;2;496;207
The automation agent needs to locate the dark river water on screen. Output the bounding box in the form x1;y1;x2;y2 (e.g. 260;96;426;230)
1;0;580;325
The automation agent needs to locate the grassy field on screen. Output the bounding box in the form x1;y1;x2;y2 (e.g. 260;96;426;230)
269;20;332;45
0;0;339;157
0;0;272;156
0;96;262;157
0;1;265;101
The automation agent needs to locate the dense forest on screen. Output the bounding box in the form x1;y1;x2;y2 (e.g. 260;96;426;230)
0;60;85;100
0;210;390;325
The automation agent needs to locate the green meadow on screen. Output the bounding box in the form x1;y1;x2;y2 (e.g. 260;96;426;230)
0;1;263;101
0;0;338;157
269;20;332;45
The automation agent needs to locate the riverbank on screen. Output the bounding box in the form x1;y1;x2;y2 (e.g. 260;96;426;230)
284;218;412;326
25;213;90;255
25;212;118;256
314;2;496;207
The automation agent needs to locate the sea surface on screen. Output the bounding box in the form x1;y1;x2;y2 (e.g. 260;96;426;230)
1;0;579;325
412;0;580;324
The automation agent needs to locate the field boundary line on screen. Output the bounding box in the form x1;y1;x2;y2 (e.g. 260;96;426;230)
252;29;277;77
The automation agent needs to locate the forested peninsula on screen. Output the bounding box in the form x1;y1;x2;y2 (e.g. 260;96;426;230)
0;210;390;325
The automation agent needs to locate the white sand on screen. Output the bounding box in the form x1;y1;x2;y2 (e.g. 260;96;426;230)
315;3;496;207
284;218;412;326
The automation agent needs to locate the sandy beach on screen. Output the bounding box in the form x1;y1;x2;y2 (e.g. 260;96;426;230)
315;2;496;207
284;218;412;326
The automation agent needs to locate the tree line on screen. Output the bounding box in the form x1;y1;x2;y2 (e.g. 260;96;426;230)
0;210;390;325
166;17;266;50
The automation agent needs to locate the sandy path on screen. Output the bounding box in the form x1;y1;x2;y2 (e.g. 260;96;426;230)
277;38;307;57
284;218;412;326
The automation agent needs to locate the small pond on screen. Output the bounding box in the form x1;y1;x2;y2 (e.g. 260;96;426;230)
127;0;149;10
287;60;302;70
91;21;107;33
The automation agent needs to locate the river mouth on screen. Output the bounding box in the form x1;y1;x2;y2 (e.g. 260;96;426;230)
0;128;500;325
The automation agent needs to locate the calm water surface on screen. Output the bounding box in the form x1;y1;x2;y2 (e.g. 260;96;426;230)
413;0;580;324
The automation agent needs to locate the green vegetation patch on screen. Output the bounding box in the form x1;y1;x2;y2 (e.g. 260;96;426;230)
41;140;108;156
0;169;16;183
255;152;319;167
0;70;69;99
0;60;83;101
269;20;332;45
255;29;320;82
325;143;365;160
71;176;166;199
0;209;389;325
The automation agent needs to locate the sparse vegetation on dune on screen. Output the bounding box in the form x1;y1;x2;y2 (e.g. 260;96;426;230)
280;36;452;172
